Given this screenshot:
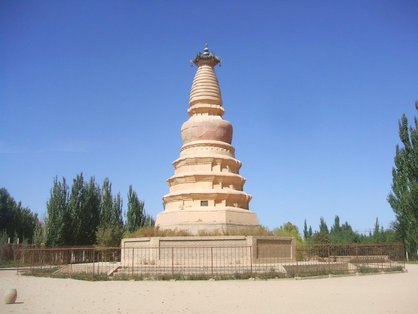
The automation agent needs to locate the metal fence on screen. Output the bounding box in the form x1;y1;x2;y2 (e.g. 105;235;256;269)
0;243;34;264
16;247;121;278
16;243;405;279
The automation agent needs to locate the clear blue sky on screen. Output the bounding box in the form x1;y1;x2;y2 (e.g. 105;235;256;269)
1;0;417;234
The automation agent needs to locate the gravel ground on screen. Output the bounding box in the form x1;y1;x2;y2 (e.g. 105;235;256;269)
1;264;417;313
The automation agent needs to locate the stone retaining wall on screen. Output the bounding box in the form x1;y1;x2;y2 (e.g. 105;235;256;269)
121;236;295;267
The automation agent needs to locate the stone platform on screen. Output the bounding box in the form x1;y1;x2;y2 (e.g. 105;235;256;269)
121;236;295;268
155;207;259;234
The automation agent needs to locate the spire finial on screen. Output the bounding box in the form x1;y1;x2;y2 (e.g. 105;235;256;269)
192;43;221;67
203;43;209;55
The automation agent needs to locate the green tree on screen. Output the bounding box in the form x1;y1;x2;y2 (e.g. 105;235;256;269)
329;215;359;243
143;214;155;227
0;188;38;242
0;188;15;237
330;216;341;234
45;177;69;246
388;104;418;260
372;218;383;243
273;222;303;243
312;217;330;244
319;217;329;234
329;215;341;243
14;203;38;242
303;219;309;240
0;188;38;243
68;173;85;245
96;179;124;247
74;176;101;245
332;221;359;244
33;219;46;247
100;178;113;227
112;193;123;227
126;185;146;232
46;174;101;246
381;224;399;243
111;192;124;244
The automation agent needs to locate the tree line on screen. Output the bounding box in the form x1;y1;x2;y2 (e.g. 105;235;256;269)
0;188;38;244
300;216;397;244
270;216;397;248
44;173;154;247
0;174;153;248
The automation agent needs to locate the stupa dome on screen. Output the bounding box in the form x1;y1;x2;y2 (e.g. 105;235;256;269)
181;116;232;144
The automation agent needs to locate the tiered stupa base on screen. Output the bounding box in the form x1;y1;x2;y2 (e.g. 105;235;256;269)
155;207;259;234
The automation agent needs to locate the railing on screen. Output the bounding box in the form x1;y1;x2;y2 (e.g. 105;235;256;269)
16;243;405;279
15;247;120;277
0;243;34;265
292;243;405;277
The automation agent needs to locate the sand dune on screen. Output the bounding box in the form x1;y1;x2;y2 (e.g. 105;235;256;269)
1;264;417;313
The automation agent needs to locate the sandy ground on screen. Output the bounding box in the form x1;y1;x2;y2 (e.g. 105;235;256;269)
1;265;418;314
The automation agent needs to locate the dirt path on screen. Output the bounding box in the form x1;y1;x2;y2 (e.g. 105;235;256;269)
1;264;417;313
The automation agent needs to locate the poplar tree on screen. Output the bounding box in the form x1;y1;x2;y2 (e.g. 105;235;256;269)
303;219;313;241
311;217;330;244
100;178;113;227
0;188;15;237
112;192;124;241
388;103;418;260
303;219;309;240
46;174;101;246
46;177;69;246
96;179;124;246
69;173;85;245
76;177;101;245
319;217;329;234
126;185;146;232
329;216;359;244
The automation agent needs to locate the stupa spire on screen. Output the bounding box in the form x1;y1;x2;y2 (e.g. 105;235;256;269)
189;44;224;116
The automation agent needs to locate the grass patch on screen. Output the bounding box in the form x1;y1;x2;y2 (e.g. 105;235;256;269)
125;226;273;238
113;270;287;281
387;266;404;272
358;266;381;273
21;266;60;275
126;227;192;238
357;265;404;273
0;260;19;268
23;270;110;281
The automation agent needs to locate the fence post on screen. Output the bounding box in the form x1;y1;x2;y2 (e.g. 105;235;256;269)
249;246;253;277
171;247;174;276
16;248;20;274
70;249;73;277
211;247;214;277
327;245;330;275
131;248;134;276
97;250;100;275
92;250;95;276
356;243;359;265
